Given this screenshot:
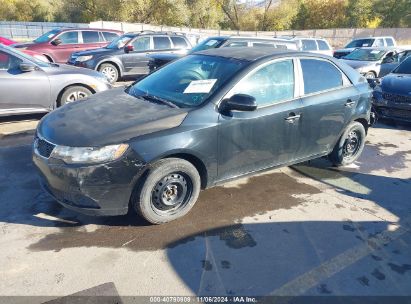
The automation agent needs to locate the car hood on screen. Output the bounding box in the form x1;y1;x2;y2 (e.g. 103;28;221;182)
12;42;36;48
37;88;188;147
335;48;355;53
381;73;411;95
339;59;376;70
73;47;116;56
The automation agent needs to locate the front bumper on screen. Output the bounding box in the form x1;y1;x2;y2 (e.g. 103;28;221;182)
373;96;411;122
32;148;147;216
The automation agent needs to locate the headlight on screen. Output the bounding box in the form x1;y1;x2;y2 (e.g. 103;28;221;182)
76;55;93;62
51;144;128;164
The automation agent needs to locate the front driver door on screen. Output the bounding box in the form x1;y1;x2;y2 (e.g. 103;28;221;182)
217;58;303;181
0;51;50;114
121;36;151;76
379;51;403;77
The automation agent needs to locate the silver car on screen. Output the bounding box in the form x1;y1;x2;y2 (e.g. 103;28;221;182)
0;44;111;117
339;47;410;79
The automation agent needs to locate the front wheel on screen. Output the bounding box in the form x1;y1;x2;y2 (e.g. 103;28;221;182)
58;86;92;107
364;71;376;79
133;158;201;224
98;63;119;83
329;121;366;166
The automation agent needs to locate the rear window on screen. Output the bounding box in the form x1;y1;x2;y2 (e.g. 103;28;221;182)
102;32;119;41
153;36;171;49
171;36;188;48
301;59;343;94
82;31;101;43
385;38;394;47
317;40;330;50
301;39;317;51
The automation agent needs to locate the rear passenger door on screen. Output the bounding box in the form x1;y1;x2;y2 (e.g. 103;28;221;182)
80;30;105;51
122;36;152;75
298;58;358;158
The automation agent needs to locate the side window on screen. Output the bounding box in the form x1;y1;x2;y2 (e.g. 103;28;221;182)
225;41;248;47
132;37;151;51
171;37;188;48
374;38;384;47
252;42;275;48
0;51;22;70
56;31;79;44
301;59;343;94
385;38;394;47
153;36;171;49
102;32;119;41
82;31;101;43
301;39;317;51
232;59;295;107
317;40;330;50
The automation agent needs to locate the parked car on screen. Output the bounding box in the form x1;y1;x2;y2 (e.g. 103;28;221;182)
148;36;298;72
278;36;333;56
67;31;192;83
0;44;111;116
33;48;371;224
0;36;48;62
12;28;123;63
340;47;409;79
372;56;411;122
333;36;397;59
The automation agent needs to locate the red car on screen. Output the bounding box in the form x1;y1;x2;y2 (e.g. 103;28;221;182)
0;36;48;62
13;28;123;63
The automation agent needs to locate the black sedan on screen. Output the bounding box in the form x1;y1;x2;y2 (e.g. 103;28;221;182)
33;48;372;224
372;56;411;123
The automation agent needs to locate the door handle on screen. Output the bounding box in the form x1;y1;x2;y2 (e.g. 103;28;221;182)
345;99;356;107
285;113;301;123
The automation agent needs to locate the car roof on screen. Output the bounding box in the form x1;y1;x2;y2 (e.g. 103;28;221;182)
354;47;399;51
195;46;325;61
352;36;394;40
58;28;122;33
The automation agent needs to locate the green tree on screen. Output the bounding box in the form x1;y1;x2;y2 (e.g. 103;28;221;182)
375;0;411;27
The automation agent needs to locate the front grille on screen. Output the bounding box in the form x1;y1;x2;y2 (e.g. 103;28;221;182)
35;136;56;158
387;109;411;119
383;93;411;104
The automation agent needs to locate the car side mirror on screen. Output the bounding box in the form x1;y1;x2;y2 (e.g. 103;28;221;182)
51;38;61;46
221;94;257;113
125;45;134;53
19;63;36;72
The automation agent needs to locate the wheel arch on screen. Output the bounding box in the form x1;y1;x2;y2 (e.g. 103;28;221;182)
354;117;369;134
96;60;122;76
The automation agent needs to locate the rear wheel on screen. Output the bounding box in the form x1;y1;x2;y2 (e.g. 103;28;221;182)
133;158;201;224
329;121;366;166
58;86;92;107
98;63;119;83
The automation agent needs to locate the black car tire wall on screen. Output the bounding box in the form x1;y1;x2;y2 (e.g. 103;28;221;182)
58;86;92;107
329;121;366;167
133;158;201;224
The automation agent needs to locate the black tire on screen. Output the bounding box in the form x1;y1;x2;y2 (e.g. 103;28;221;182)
329;121;366;167
98;63;119;83
58;86;92;107
133;158;201;224
364;71;376;79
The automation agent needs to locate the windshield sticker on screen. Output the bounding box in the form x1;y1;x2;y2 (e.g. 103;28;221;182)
362;43;370;47
184;79;217;94
371;50;382;54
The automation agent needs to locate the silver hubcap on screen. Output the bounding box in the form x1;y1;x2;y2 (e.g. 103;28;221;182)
101;66;117;82
66;91;88;103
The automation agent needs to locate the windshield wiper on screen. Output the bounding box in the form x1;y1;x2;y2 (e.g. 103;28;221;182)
141;94;179;108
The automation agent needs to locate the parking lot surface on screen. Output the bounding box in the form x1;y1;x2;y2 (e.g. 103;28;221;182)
0;115;410;301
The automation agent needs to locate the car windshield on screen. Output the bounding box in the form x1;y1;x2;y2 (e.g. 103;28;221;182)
392;56;411;74
343;49;386;61
106;35;134;49
345;38;375;48
126;54;247;108
3;44;50;67
33;29;60;43
189;38;225;54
